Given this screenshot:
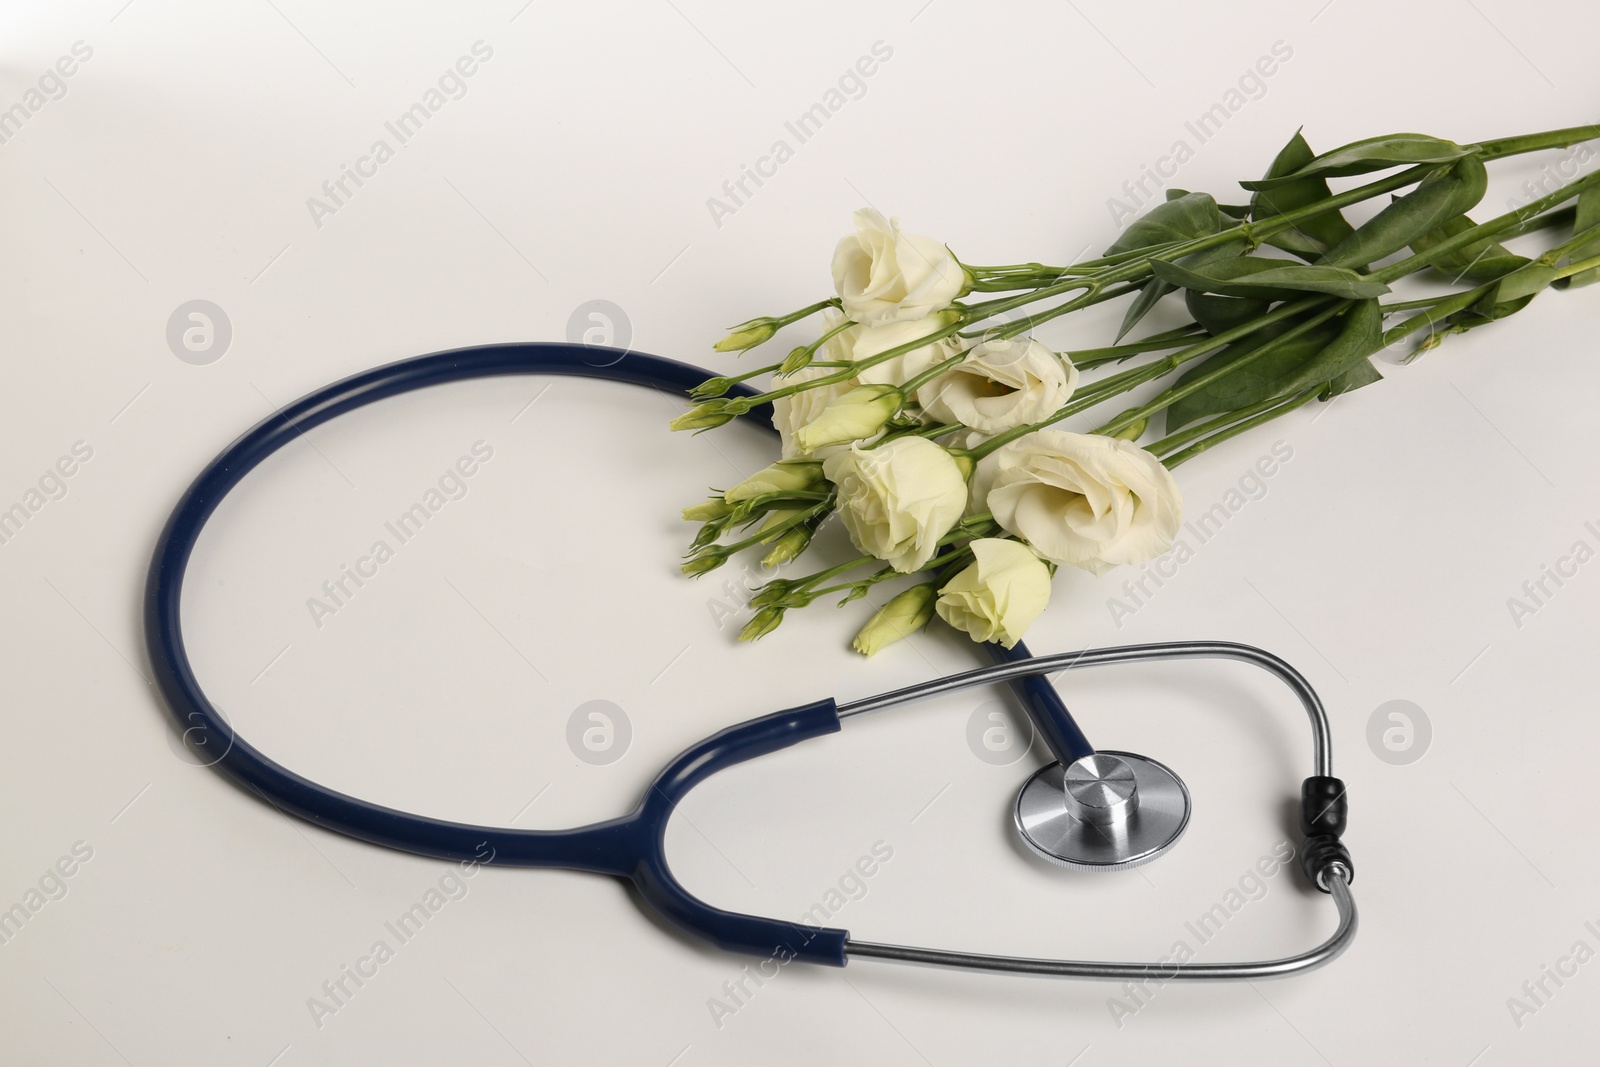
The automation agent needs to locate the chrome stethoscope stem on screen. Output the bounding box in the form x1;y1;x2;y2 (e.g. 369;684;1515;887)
836;640;1334;779
843;865;1356;980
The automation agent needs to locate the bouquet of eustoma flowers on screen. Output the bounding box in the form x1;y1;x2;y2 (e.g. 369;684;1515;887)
671;123;1600;656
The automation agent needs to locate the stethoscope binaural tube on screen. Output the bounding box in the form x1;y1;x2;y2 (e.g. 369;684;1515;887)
144;343;866;964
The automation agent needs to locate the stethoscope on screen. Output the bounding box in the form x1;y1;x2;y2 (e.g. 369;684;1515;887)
143;342;1356;981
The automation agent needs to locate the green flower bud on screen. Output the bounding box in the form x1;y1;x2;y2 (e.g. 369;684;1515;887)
670;400;737;432
794;384;900;454
688;518;728;552
1110;416;1148;441
724;460;824;504
749;580;791;608
779;345;814;375
690;376;734;400
681;550;726;577
739;606;785;642
757;508;805;538
682;497;734;522
851;584;938;657
713;318;780;353
761;521;816;568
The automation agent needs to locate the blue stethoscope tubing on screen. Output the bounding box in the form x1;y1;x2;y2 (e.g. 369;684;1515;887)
144;342;1355;978
145;343;858;964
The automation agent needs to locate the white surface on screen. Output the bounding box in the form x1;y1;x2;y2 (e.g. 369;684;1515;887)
1;1;1597;1063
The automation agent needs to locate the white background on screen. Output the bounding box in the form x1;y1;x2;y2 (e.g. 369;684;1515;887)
2;1;1597;1064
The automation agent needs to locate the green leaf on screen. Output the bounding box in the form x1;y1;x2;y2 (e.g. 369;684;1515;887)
1481;261;1561;306
1269;298;1384;399
1409;213;1530;283
1185;290;1270;335
1105;191;1224;256
1150;255;1391;299
1240;133;1472;190
1114;238;1247;341
1164;301;1382;430
1251;130;1356;260
1115;280;1169;342
1555;184;1600;290
1446;261;1552;329
1163;317;1341;431
1319;156;1488;269
1322;358;1383;398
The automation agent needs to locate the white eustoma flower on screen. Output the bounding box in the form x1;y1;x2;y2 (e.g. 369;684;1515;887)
831;209;965;327
771;365;861;460
935;538;1052;647
844;317;965;388
976;430;1182;574
823;436;968;573
918;337;1078;435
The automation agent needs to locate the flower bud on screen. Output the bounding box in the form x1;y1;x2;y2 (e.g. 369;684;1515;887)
1110;416;1148;441
680;550;726;577
739;606;785;642
762;522;816;568
690;376;734;400
749;580;792;609
757;508;806;537
779;345;814;375
724;461;824;504
670;400;737;432
795;384;900;454
682;497;734;522
713;318;780;353
851;583;938;656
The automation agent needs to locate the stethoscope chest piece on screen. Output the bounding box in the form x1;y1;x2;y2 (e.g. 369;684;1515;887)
1014;751;1191;871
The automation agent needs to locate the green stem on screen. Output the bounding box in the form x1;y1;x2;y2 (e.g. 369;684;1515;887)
1069;325;1210;368
1146;392;1299;457
1470;125;1600;161
897;348;972;395
697;359;788;396
711;500;833;556
947;164;1440;334
968;296;1328;459
775;297;843;327
1091;301;1346;437
769;516;997;604
987;283;1144;340
1555;252;1600;280
1162;388;1321;468
1381;286;1491;345
732;317;966;407
810;528;993;599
